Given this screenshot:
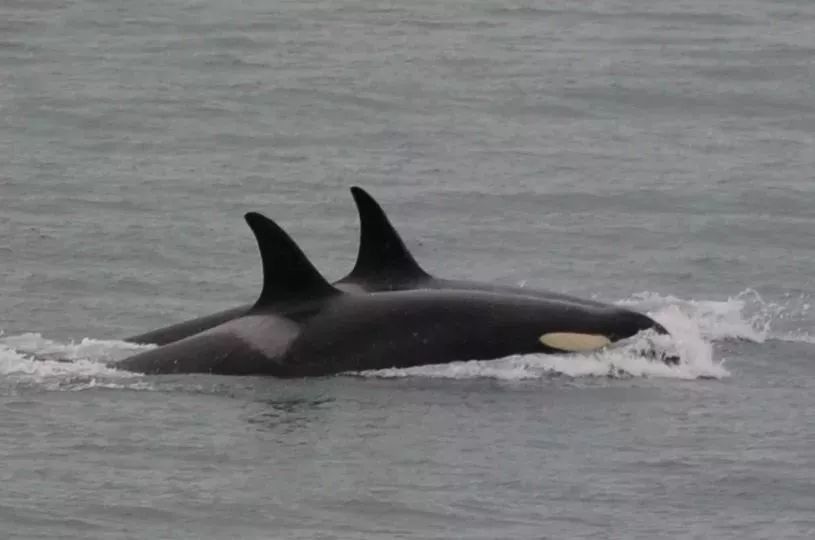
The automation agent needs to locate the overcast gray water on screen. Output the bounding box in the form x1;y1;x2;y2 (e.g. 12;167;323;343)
2;1;815;538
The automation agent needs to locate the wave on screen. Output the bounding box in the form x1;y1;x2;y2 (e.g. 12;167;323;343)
0;333;153;392
616;288;813;344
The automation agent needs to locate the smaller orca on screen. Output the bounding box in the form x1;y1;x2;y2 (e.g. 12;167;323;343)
126;187;655;345
338;187;611;308
114;213;676;377
124;306;250;347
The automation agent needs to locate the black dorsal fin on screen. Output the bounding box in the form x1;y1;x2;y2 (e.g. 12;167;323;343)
244;212;340;309
347;187;430;283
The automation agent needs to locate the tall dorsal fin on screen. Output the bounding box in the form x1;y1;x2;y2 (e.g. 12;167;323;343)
244;212;340;309
347;187;430;283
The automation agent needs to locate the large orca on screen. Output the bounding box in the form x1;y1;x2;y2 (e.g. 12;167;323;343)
125;187;646;345
114;213;676;376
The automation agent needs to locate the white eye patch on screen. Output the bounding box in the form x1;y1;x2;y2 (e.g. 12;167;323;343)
539;332;611;352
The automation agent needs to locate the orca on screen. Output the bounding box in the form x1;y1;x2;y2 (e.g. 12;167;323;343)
125;187;635;345
337;186;610;308
114;212;676;376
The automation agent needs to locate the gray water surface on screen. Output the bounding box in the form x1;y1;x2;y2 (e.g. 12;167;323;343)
2;1;814;538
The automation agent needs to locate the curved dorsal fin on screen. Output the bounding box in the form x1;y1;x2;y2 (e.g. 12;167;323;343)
346;187;430;283
244;212;340;309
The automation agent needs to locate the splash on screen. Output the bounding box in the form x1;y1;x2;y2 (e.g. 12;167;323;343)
0;333;153;392
617;288;814;344
778;330;815;345
361;329;725;381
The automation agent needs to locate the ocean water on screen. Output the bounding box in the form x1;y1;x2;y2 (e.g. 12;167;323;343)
2;0;814;538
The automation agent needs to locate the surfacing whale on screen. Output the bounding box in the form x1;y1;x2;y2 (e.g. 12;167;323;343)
125;187;660;345
114;212;676;376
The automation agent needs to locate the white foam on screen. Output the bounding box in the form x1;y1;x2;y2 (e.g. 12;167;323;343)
361;335;726;381
1;332;153;362
775;330;815;345
617;288;814;345
0;333;154;391
615;289;768;342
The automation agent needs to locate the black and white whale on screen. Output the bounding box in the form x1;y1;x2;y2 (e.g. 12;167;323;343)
114;212;675;376
125;187;631;345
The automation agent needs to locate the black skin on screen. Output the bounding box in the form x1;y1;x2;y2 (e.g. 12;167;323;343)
126;187;650;345
283;291;669;377
126;305;251;347
115;211;678;376
115;289;667;377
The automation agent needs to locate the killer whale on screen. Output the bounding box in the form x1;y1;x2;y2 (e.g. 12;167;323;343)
115;213;675;376
125;187;659;345
337;187;609;308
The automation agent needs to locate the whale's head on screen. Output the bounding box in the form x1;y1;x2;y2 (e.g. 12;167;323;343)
537;307;678;365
